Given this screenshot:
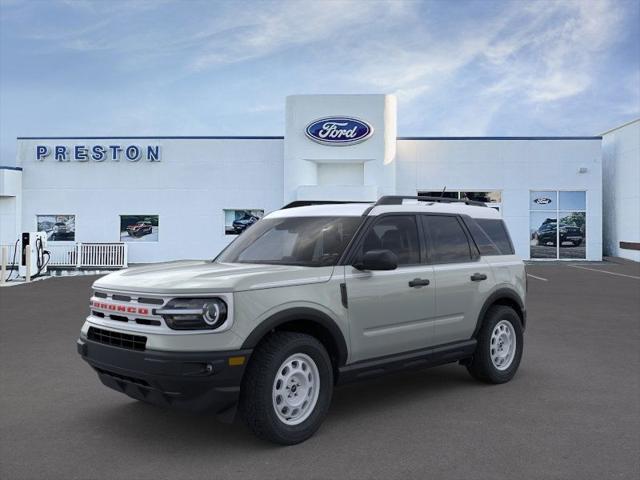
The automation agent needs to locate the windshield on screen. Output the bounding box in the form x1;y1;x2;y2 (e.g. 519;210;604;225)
216;216;363;267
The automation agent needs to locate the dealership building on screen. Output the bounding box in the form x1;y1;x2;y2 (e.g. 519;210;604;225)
0;95;638;265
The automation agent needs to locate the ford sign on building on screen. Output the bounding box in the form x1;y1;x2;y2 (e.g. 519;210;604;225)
2;94;638;264
305;117;374;145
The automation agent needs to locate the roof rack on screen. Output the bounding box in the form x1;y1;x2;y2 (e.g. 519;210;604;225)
281;200;370;210
365;195;487;213
376;195;487;207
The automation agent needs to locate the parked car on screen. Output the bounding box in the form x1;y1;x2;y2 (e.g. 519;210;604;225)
535;219;583;246
126;221;153;237
232;214;260;233
78;196;526;445
51;222;73;241
534;220;557;245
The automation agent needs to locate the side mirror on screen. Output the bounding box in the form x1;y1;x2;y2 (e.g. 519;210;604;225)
354;249;398;271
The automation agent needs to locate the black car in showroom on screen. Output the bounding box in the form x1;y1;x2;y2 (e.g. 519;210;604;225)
535;219;583;246
232;214;260;234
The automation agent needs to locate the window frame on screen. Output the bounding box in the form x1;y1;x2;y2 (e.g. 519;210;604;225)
472;218;515;256
417;190;503;213
529;190;587;260
421;214;480;265
35;213;77;244
342;213;425;268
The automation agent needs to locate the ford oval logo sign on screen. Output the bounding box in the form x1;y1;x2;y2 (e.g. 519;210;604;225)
305;117;374;146
534;197;552;205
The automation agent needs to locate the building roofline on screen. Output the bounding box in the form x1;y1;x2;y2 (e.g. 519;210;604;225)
599;118;640;136
397;136;602;140
0;166;22;171
16;135;602;141
16;136;285;140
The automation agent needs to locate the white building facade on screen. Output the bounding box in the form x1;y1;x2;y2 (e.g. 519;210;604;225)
1;94;609;264
602;119;640;262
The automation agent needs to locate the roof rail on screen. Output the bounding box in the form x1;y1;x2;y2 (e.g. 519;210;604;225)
281;200;370;210
374;195;488;208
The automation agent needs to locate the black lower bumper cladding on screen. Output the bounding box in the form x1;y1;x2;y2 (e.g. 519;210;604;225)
77;337;251;414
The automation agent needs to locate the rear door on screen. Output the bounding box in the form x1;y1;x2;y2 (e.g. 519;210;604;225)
344;214;436;363
422;215;493;345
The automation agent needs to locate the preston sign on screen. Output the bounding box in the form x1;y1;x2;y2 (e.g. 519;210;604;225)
35;144;161;162
305;117;373;146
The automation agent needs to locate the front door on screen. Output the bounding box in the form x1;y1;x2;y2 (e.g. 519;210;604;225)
344;215;436;363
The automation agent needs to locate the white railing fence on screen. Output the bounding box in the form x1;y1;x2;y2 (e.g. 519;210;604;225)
0;243;20;266
0;242;127;269
78;243;128;268
47;244;77;267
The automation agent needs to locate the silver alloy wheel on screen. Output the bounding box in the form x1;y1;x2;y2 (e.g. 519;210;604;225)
490;320;517;371
272;353;320;426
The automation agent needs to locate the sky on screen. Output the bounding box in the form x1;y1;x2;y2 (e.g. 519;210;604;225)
0;0;639;165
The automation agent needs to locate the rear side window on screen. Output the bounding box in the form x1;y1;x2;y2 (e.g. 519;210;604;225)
358;215;420;265
423;215;472;264
464;220;501;256
476;219;515;255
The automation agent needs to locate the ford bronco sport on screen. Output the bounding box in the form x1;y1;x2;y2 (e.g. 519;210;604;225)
78;196;526;444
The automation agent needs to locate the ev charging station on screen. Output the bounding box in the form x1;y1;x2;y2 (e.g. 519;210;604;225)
19;231;50;279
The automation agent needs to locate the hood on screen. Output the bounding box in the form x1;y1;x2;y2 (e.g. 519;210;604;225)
93;260;335;295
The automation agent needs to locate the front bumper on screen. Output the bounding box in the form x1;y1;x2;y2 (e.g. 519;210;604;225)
77;337;251;414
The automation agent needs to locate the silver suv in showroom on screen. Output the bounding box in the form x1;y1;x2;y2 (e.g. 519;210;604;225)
78;196;526;444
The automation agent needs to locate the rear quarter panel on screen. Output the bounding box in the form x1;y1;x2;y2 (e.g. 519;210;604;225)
485;254;527;312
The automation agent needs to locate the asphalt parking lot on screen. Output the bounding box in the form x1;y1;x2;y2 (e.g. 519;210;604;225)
1;262;639;480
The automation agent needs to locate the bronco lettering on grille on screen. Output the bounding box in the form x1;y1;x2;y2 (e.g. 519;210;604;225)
90;300;149;316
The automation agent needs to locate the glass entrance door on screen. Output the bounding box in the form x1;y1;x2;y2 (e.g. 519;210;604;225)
530;191;586;259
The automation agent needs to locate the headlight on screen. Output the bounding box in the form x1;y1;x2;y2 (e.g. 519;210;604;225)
156;298;228;330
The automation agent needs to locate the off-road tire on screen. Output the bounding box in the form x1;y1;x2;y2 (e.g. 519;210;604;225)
467;305;523;384
240;332;333;445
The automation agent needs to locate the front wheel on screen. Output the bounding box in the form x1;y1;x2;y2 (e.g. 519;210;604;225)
467;305;523;384
240;332;333;445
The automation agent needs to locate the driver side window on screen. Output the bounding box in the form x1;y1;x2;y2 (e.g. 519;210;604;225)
358;216;420;266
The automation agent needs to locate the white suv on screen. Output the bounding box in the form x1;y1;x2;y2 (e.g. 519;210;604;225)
78;196;526;444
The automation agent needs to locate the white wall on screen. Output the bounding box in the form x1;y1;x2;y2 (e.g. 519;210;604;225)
17;138;284;263
602;120;640;262
284;94;396;203
396;138;603;260
0;168;22;245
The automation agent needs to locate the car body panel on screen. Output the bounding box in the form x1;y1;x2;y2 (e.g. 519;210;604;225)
430;258;495;345
343;264;436;363
93;261;334;295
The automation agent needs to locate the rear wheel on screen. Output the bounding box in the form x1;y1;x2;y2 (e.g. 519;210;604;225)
467;305;523;384
240;332;333;445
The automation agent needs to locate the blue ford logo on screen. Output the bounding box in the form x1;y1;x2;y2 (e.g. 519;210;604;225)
534;197;552;205
305;117;374;146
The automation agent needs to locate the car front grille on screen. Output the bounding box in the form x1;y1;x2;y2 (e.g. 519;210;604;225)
87;326;147;351
90;290;168;329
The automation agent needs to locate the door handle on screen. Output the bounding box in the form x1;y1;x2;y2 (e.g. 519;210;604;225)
408;278;430;287
470;273;487;282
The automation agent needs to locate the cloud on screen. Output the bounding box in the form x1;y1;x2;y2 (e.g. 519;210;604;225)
481;0;623;103
189;1;412;71
0;0;636;162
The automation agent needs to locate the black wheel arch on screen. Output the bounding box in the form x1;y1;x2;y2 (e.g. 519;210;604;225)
473;288;526;337
241;307;349;371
